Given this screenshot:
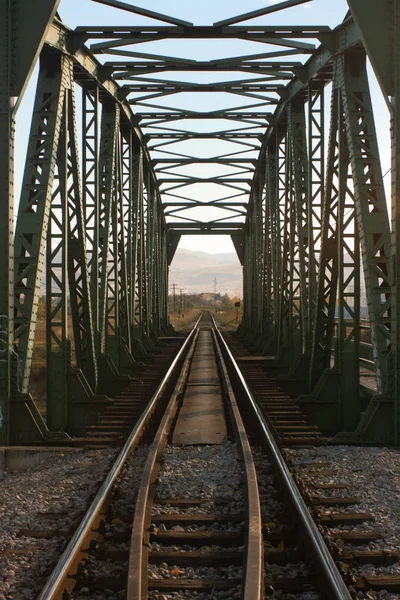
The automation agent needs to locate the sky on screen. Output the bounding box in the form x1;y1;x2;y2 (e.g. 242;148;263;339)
14;0;391;255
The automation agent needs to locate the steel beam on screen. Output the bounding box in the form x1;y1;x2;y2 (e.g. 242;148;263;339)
0;0;60;446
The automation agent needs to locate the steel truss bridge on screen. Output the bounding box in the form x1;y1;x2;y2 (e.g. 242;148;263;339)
1;0;399;445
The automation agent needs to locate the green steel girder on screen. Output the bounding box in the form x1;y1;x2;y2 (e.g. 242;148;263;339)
309;81;341;389
3;2;400;445
242;176;264;339
82;87;100;355
5;11;173;441
65;82;97;393
338;51;391;395
288;100;310;354
264;145;280;345
77;24;330;39
0;0;60;445
307;84;324;334
236;17;393;441
97;100;120;358
346;0;393;103
348;0;400;445
14;51;70;394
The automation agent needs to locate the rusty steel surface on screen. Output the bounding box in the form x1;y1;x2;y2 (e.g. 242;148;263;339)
35;317;202;600
127;311;263;599
127;328;200;599
212;327;263;600
213;315;352;600
173;328;227;445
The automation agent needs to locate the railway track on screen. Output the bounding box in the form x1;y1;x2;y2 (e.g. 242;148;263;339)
36;311;355;600
224;327;400;598
79;336;185;448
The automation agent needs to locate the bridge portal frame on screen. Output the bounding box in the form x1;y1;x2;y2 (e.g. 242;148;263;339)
1;10;171;444
2;1;400;445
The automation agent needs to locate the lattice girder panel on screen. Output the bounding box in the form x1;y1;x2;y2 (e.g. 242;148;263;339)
337;50;391;393
14;51;71;393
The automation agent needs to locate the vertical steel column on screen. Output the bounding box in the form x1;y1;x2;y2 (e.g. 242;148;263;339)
392;2;400;443
242;222;251;331
248;176;264;336
310;83;340;388
65;76;97;392
119;130;133;355
97;100;119;357
308;84;325;336
132;147;143;339
338;51;391;394
14;52;68;393
136;167;149;339
278;130;292;352
263;155;273;339
257;176;265;335
336;89;361;430
147;174;156;335
82;86;100;354
288;100;310;354
266;145;280;337
46;85;68;430
142;172;150;338
160;215;169;332
0;1;14;444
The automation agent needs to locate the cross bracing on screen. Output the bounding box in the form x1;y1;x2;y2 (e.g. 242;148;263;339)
1;0;400;445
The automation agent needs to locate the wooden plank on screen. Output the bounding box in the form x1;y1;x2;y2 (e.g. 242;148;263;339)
149;550;243;565
338;550;399;564
152;513;244;523
319;512;375;525
353;576;400;591
151;530;243;544
154;497;228;506
330;531;383;543
173;330;227;445
148;578;242;590
236;356;275;362
309;496;360;506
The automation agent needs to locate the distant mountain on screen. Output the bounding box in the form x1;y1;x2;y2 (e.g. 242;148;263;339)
169;248;243;297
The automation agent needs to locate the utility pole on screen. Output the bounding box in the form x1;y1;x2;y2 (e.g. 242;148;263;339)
171;283;177;312
214;277;217;295
179;288;185;315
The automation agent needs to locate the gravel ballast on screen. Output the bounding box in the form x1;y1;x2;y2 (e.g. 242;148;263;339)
287;446;400;599
148;441;245;592
0;446;150;600
252;447;322;600
154;442;244;501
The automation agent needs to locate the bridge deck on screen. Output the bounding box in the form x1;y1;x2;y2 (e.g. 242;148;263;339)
172;329;227;445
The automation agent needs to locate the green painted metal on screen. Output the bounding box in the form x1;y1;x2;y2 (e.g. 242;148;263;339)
239;29;394;441
0;0;15;446
2;3;400;445
0;0;62;445
288;100;310;355
392;2;400;445
14;51;69;394
4;13;172;441
92;0;194;28
214;0;313;27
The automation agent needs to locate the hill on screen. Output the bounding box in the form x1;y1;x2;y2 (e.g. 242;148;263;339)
169;248;243;297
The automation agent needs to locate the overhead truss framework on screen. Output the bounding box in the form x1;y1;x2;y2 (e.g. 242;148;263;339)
75;0;331;241
1;0;400;445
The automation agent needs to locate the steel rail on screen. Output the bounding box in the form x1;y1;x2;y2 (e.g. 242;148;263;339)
36;312;203;600
211;327;263;600
128;311;263;599
128;327;201;599
211;316;352;600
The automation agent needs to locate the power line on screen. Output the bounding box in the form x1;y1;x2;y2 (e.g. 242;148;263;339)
383;167;392;179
